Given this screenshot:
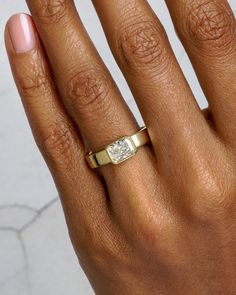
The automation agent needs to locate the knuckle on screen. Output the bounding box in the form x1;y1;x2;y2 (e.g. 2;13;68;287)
136;216;187;266
131;211;177;254
77;227;129;272
19;74;49;98
66;67;112;121
182;1;236;54
39;121;75;165
84;240;116;270
138;223;162;251
18;52;51;98
117;17;170;72
34;0;67;24
189;169;235;221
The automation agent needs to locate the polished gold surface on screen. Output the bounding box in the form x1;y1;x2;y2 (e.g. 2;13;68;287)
86;127;149;169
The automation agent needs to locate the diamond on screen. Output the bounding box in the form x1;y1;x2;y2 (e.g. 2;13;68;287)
106;136;136;164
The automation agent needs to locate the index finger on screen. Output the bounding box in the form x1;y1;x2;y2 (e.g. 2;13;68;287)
5;13;108;229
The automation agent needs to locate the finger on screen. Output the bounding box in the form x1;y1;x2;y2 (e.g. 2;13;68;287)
26;0;139;151
91;0;212;155
90;0;224;212
25;0;161;200
165;0;236;145
4;13;109;232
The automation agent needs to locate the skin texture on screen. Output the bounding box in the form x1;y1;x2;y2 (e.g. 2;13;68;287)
4;0;236;294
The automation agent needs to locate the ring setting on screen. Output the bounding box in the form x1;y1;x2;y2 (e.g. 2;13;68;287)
106;136;137;164
86;127;150;169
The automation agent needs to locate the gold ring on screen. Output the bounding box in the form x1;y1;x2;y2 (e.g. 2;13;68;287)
86;127;150;169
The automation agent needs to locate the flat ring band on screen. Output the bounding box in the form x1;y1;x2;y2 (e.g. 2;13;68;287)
86;127;150;169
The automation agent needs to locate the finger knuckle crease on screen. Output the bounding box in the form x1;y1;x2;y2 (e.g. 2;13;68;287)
19;73;50;98
67;68;111;119
35;0;67;24
117;18;170;71
19;68;53;98
183;1;235;54
40;122;75;163
18;51;51;97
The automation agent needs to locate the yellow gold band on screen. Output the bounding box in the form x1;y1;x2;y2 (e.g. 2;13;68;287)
86;127;149;169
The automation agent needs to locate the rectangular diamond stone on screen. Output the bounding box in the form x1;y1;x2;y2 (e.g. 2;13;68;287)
106;136;136;164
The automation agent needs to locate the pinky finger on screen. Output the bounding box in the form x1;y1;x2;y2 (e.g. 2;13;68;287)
4;13;107;225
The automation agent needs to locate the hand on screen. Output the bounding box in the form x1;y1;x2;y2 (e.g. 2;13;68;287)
5;1;236;294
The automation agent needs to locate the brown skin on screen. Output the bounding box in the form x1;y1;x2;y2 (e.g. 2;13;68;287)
4;0;236;294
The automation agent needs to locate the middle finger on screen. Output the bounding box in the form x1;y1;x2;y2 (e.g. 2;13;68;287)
91;0;212;157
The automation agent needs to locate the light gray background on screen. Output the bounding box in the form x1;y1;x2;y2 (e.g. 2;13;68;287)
0;1;235;294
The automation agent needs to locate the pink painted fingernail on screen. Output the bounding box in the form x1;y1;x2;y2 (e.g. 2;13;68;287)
8;14;36;53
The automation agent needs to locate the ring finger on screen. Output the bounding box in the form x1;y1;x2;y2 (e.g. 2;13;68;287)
165;0;236;145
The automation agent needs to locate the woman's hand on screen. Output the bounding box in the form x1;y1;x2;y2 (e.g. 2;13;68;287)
5;1;236;294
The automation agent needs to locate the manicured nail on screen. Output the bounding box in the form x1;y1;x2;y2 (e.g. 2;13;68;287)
8;14;36;53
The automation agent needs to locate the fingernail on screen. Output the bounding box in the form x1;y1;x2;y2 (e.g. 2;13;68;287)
8;14;36;53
